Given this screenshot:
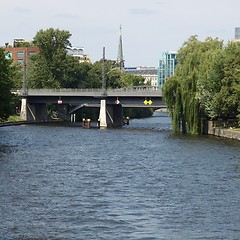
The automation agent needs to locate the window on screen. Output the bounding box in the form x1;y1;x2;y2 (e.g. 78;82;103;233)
17;59;24;64
17;52;24;58
5;52;12;59
29;51;36;56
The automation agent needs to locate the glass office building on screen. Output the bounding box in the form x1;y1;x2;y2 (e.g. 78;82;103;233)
158;52;177;86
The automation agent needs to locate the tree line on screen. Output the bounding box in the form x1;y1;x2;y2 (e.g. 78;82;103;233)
26;28;144;89
0;28;145;121
163;36;240;134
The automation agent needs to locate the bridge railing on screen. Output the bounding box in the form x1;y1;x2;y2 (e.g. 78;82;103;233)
14;86;162;96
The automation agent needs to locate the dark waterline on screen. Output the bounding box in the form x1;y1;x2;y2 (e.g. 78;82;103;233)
0;113;239;240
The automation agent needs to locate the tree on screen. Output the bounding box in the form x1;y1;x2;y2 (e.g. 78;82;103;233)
163;35;240;134
84;61;102;88
163;36;205;134
61;56;83;88
27;28;72;88
163;36;224;134
77;62;93;88
81;59;145;89
119;72;145;87
27;54;59;88
197;47;224;119
212;41;240;121
0;48;14;121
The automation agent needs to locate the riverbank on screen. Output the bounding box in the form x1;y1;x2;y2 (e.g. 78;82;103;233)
0;121;28;127
0;120;65;128
208;121;240;140
209;127;240;140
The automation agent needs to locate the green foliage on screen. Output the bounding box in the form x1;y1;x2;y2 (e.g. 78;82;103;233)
162;36;238;134
119;73;145;87
82;61;102;88
8;62;23;89
0;48;14;121
27;54;59;88
61;56;83;88
7;115;22;122
27;28;72;88
14;41;34;47
79;59;145;89
214;42;240;121
123;108;153;119
26;28;146;90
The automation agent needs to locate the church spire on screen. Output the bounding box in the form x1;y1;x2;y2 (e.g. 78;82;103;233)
117;25;124;70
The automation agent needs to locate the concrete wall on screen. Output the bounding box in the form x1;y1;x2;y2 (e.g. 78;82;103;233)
208;121;240;140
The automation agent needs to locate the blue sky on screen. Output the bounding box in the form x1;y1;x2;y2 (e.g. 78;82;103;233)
1;0;239;67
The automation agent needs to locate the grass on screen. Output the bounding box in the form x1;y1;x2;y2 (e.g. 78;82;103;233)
232;128;240;132
7;115;23;122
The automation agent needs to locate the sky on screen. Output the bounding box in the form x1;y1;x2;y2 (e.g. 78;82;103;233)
1;0;239;67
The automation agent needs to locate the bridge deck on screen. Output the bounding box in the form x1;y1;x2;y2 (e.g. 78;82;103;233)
16;87;162;98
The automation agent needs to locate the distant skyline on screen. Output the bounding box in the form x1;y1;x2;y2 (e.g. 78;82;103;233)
1;0;239;67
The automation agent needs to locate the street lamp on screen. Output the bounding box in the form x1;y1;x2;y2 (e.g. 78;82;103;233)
23;51;27;96
102;47;106;97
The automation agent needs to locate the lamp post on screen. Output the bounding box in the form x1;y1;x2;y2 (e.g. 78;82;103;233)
23;50;27;96
20;50;28;120
102;47;107;97
101;47;119;96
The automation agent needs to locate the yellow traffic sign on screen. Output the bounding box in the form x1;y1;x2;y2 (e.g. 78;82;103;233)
143;99;153;105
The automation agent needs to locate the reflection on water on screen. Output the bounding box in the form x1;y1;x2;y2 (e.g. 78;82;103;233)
0;113;240;239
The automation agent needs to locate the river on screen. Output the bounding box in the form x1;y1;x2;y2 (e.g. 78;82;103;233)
0;113;239;240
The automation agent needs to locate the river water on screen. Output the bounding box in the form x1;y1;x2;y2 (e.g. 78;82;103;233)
0;113;239;240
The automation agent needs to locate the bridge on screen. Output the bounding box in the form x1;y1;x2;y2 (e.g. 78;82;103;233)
18;86;165;128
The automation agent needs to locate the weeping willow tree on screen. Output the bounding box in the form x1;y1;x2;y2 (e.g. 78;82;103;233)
163;36;224;134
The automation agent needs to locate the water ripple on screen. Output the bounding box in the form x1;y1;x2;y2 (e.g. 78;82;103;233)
0;115;240;239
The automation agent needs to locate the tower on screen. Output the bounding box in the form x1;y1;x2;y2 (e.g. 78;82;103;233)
117;25;124;70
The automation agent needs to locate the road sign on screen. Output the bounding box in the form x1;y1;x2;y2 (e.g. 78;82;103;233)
115;99;120;104
143;99;153;105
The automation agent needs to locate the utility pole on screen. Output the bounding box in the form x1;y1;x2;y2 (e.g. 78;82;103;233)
20;50;28;121
23;50;27;96
102;47;107;96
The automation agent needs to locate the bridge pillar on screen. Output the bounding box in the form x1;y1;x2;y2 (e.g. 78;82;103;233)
99;100;124;128
20;98;48;122
20;98;27;121
99;100;107;128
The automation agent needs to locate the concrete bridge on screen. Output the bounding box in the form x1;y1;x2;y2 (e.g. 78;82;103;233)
19;86;165;128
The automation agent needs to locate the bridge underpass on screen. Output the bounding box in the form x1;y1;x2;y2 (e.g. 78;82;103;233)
19;87;165;128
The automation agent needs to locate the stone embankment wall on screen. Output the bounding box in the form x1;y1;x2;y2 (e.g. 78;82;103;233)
208;121;240;140
0;121;27;127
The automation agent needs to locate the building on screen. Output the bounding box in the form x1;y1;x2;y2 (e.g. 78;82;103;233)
4;39;40;65
158;51;177;86
234;27;240;42
5;46;40;64
66;46;90;63
125;66;158;86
